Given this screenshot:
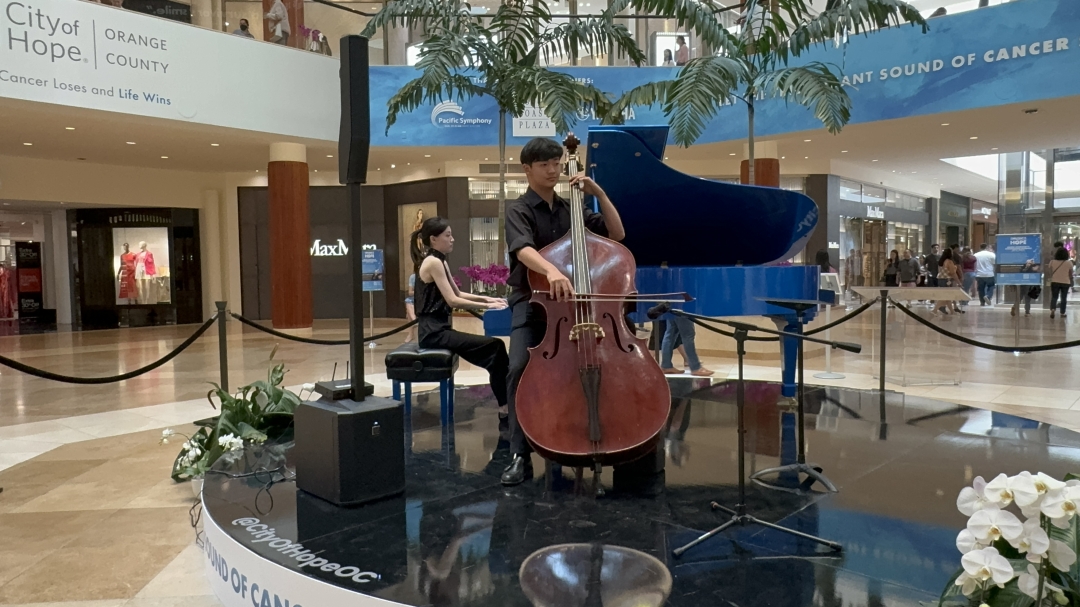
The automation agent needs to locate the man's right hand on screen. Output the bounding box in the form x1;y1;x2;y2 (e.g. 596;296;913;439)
546;268;574;302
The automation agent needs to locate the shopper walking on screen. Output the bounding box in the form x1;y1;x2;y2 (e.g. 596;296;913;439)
974;243;996;305
961;247;977;307
265;0;290;45
1049;247;1074;319
884;249;900;287
934;248;963;316
925;244;941;288
661;315;713;377
898;250;921;288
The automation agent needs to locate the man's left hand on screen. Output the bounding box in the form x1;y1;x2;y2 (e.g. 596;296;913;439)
570;174;604;198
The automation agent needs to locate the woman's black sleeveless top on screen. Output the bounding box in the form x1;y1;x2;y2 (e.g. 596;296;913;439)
415;250;453;340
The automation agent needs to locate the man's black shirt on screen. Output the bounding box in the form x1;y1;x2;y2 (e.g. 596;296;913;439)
505;188;607;307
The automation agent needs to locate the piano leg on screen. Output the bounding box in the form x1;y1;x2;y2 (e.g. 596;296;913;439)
774;317;801;400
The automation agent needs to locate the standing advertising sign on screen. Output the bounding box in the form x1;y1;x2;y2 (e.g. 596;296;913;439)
361;250;385;292
995;234;1042;285
15;242;43;317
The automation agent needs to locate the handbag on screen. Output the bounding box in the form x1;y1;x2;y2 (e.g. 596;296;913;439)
1029;286;1042;300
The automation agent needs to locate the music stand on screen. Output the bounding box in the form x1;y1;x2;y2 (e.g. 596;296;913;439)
750;298;838;494
670;313;859;558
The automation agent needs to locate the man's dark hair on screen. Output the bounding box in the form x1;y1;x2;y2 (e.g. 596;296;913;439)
980;243;988;250
1054;241;1064;248
931;243;939;248
520;138;563;165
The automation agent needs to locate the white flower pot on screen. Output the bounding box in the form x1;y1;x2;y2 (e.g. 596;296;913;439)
191;477;204;500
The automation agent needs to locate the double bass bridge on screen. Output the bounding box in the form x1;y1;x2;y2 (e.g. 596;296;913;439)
569;323;605;342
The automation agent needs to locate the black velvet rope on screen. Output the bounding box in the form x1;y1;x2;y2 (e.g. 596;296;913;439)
0;313;219;385
888;297;1080;353
804;298;880;335
230;313;418;345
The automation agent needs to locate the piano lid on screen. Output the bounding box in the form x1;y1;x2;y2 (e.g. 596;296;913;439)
586;126;818;267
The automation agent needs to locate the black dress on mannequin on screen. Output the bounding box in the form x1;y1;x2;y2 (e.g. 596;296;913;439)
416;250;510;406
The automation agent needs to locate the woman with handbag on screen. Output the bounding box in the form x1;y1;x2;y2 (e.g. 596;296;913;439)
934;248;964;316
1049;247;1074;319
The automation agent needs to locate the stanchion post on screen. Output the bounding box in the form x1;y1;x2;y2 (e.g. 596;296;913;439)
878;291;887;407
216;301;229;393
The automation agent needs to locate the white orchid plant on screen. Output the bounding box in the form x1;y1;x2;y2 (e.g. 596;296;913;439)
940;472;1080;607
160;363;300;482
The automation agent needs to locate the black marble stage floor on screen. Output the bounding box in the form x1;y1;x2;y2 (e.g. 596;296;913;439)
202;380;1080;607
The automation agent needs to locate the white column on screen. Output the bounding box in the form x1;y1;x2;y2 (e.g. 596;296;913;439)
269;142;308;163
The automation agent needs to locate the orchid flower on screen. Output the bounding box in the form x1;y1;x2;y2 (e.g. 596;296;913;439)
956;529;985;554
985;473;1036;507
961;546;1014;586
954;572;980;597
958;476;997;516
967;508;1024;544
1009;517;1050;561
1041;485;1080;528
1048;539;1077;571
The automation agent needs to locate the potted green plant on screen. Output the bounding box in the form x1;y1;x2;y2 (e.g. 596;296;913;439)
161;363;301;496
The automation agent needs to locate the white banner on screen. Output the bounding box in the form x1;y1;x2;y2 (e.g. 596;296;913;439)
0;0;339;140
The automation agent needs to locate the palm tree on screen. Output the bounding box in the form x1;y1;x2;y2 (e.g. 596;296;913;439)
609;0;927;185
360;0;645;263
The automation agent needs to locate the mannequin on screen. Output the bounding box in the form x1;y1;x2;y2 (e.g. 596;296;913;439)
117;243;138;304
135;241;157;304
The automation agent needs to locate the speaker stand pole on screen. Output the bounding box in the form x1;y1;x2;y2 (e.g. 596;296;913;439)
348;181;367;398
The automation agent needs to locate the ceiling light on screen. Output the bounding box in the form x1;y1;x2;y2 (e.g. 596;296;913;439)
804;156;809;159
407;163;411;166
664;156;669;160
424;154;431;158
126;141;136;145
161;156;169;159
255;169;259;173
911;171;917;174
781;156;785;159
23;142;32;146
729;153;736;156
509;157;513;160
21;222;25;225
841;150;848;153
941;123;950;126
211;143;220;147
314;169;318;173
327;154;333;158
804;139;811;142
992;147;999;151
872;159;879;162
970;136;978;140
391;164;396;168
65;127;75;131
484;158;488;160
377;168;381;170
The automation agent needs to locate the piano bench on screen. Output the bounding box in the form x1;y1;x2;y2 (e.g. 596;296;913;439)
385;343;458;425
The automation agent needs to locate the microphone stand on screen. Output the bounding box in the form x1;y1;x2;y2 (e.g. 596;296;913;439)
670;312;860;558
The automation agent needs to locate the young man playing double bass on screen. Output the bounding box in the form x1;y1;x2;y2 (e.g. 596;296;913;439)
500;137;627;486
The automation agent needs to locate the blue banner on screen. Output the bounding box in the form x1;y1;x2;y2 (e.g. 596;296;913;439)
361;250;384;291
996;233;1042;286
368;0;1080;147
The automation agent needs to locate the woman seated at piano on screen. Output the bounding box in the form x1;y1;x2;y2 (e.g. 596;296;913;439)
410;216;511;411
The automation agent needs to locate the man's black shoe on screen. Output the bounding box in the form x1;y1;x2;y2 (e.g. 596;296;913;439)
501;455;533;486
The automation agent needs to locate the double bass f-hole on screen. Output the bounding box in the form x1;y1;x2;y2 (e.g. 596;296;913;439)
542;316;569;359
602;312;634;353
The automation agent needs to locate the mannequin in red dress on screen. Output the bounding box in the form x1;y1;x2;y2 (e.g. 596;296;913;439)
117;243;138;304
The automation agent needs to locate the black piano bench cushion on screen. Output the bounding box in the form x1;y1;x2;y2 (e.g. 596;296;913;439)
385;342;459;382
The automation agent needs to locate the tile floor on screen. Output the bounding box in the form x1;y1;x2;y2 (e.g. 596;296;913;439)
2;301;1080;605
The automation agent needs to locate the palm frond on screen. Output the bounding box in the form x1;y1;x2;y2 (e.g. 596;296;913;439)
360;0;470;39
789;0;926;55
513;68;614;134
534;17;647;67
384;73;484;133
755;62;851;133
606;81;671;126
610;0;735;57
489;0;550;65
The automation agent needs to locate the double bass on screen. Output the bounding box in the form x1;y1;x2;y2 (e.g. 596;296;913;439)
514;133;672;490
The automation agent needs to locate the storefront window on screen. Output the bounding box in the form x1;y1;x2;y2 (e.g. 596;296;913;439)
470;217;500;267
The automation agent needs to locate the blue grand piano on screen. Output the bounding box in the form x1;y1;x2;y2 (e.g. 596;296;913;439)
586;125;827;398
